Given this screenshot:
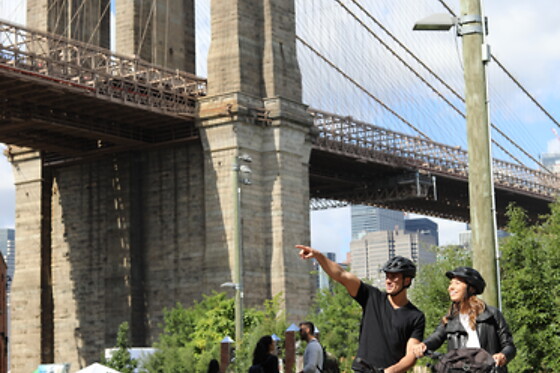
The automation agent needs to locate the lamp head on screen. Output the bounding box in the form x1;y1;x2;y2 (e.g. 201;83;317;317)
413;13;456;31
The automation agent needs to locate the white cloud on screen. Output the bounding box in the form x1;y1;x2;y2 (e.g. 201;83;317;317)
429;217;467;246
487;0;560;97
547;138;560;154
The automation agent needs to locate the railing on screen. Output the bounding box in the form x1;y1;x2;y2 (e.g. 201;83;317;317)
310;109;560;199
0;19;206;117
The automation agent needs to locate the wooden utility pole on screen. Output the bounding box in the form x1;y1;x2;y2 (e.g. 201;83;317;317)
460;0;500;307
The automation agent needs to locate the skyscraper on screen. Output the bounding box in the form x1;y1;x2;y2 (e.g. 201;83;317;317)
404;218;439;247
351;205;404;240
315;252;336;291
0;229;14;288
0;228;13;372
350;229;437;286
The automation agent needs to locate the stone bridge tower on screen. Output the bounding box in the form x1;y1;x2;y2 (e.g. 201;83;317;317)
199;0;314;319
9;0;313;371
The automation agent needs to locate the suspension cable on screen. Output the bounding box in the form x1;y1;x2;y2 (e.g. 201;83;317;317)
435;0;559;170
85;0;111;46
137;0;157;57
297;35;430;140
346;0;552;172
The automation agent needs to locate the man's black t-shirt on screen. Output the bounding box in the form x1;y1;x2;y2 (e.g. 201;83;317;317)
351;281;425;371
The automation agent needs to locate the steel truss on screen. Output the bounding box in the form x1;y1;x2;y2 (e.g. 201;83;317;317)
309;109;560;201
0;20;206;117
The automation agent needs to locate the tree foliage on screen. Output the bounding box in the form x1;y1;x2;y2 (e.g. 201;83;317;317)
143;291;287;373
101;322;138;373
307;280;362;372
500;203;560;371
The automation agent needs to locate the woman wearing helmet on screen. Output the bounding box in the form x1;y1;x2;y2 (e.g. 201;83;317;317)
412;267;516;372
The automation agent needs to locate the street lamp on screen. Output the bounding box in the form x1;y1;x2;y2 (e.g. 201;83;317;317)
413;0;500;308
231;153;253;344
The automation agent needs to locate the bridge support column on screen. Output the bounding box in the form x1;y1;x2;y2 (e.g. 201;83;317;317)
27;0;110;48
202;0;315;320
115;0;195;72
7;147;53;373
199;94;314;321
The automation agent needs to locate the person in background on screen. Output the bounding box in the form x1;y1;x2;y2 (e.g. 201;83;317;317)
412;267;516;372
298;321;323;373
250;335;280;373
207;358;220;373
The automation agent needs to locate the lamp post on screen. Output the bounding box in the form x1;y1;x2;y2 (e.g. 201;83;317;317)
285;323;300;373
231;153;252;344
414;0;500;308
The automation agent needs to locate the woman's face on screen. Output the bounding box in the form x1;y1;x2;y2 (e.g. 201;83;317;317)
448;277;468;302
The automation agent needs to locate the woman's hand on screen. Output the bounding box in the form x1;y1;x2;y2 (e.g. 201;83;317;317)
492;352;507;367
411;343;427;358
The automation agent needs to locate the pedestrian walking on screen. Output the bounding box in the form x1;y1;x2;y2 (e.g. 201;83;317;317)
298;321;323;373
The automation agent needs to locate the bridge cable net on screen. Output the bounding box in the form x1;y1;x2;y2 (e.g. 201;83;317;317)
295;0;560;180
343;0;551;174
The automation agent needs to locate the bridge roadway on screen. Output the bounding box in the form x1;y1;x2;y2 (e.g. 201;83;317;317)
1;19;558;226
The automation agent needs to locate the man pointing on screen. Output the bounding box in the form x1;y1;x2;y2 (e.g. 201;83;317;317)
295;245;424;373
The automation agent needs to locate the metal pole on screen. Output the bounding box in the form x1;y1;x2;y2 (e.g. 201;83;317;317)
232;156;244;344
460;0;499;307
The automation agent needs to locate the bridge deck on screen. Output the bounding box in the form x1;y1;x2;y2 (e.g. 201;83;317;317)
0;19;204;160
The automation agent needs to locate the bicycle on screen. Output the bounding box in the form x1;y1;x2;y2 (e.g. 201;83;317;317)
424;349;497;373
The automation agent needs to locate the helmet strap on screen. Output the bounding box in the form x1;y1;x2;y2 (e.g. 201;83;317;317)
390;276;411;297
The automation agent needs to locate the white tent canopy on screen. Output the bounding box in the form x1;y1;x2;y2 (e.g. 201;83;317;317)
76;363;122;373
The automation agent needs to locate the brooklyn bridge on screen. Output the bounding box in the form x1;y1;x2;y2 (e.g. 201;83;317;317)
0;0;558;371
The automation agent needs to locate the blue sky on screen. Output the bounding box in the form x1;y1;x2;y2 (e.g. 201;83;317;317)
1;0;559;260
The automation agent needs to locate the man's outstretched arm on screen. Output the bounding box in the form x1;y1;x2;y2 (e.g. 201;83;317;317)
384;338;421;373
295;245;360;297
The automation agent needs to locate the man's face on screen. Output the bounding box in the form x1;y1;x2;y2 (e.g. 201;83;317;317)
385;272;405;295
299;325;309;340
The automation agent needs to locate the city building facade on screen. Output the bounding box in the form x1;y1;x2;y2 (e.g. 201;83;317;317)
315;252;336;291
351;205;404;240
350;229;437;287
404;218;439;247
0;229;14;290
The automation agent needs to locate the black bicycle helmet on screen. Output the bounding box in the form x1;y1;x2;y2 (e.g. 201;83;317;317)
446;266;486;295
382;256;416;278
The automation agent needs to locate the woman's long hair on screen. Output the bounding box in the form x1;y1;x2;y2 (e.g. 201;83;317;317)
207;359;220;373
253;335;273;365
442;285;486;330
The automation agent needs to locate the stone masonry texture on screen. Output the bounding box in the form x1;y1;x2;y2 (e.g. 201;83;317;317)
10;0;314;370
115;0;195;72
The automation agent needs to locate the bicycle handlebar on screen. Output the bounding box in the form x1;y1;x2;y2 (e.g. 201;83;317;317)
424;350;443;359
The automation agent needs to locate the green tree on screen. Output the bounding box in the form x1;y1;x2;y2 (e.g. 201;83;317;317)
102;322;138;373
307;281;361;373
143;292;287;373
500;203;560;371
